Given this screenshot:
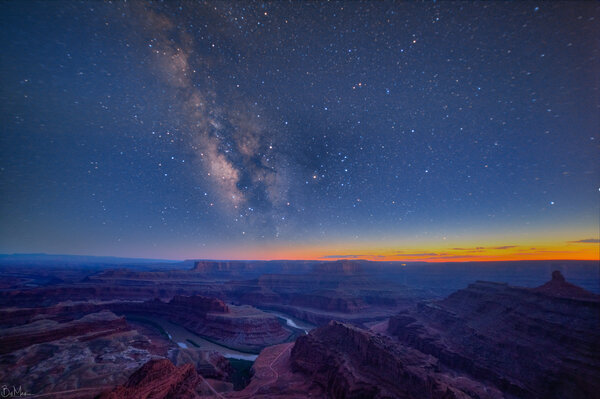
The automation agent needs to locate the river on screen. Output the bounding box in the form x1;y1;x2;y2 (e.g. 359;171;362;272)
134;315;258;361
262;310;315;334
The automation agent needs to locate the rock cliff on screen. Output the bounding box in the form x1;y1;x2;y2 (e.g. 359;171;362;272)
291;321;499;399
99;358;201;399
0;310;129;354
388;271;600;399
0;311;165;398
0;294;291;352
126;295;291;351
168;294;230;313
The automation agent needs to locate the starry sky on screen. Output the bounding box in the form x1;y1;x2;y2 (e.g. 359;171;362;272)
1;1;598;261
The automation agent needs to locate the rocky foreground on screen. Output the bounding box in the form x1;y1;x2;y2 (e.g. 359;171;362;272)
99;359;203;399
0;311;160;398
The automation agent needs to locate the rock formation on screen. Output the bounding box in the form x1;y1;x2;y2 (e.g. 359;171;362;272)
0;311;165;398
99;359;202;399
0;294;291;352
290;321;500;399
0;310;129;354
388;271;600;399
169;294;230;313
171;348;232;381
532;270;598;299
125;295;291;352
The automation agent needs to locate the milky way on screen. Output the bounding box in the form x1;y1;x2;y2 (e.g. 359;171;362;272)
0;1;598;260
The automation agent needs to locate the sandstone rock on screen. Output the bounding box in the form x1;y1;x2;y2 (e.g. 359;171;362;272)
0;311;164;398
0;310;129;354
169;294;229;313
227;342;327;399
125;296;291;352
99;358;201;399
291;321;499;399
388;272;600;399
0;294;291;353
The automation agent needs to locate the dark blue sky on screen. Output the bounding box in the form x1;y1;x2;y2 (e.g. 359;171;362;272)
1;1;598;260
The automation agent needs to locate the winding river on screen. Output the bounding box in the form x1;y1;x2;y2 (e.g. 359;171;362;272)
262;310;315;334
132;310;314;361
134;315;259;361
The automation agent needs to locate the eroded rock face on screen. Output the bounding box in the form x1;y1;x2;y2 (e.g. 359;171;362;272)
125;296;291;351
0;294;291;352
0;259;421;330
0;305;236;398
388;272;600;399
291;321;498;399
0;311;164;398
171;349;232;380
127;296;291;352
168;294;230;313
0;300;115;327
0;310;129;355
99;358;201;399
237;266;421;326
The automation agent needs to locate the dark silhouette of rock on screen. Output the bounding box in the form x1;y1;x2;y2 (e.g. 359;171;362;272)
552;270;565;281
532;270;598;299
388;272;600;399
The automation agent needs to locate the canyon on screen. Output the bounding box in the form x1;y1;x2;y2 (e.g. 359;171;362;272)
0;258;597;398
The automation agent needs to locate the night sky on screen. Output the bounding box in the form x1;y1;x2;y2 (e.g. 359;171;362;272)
1;1;598;261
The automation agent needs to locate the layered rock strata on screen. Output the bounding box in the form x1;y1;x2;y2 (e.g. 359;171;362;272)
388;271;600;399
99;358;202;399
0;295;292;352
291;321;501;399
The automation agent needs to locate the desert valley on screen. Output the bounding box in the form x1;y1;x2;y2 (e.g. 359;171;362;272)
0;256;597;398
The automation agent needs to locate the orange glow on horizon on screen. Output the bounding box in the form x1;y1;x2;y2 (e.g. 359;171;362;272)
192;239;599;262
